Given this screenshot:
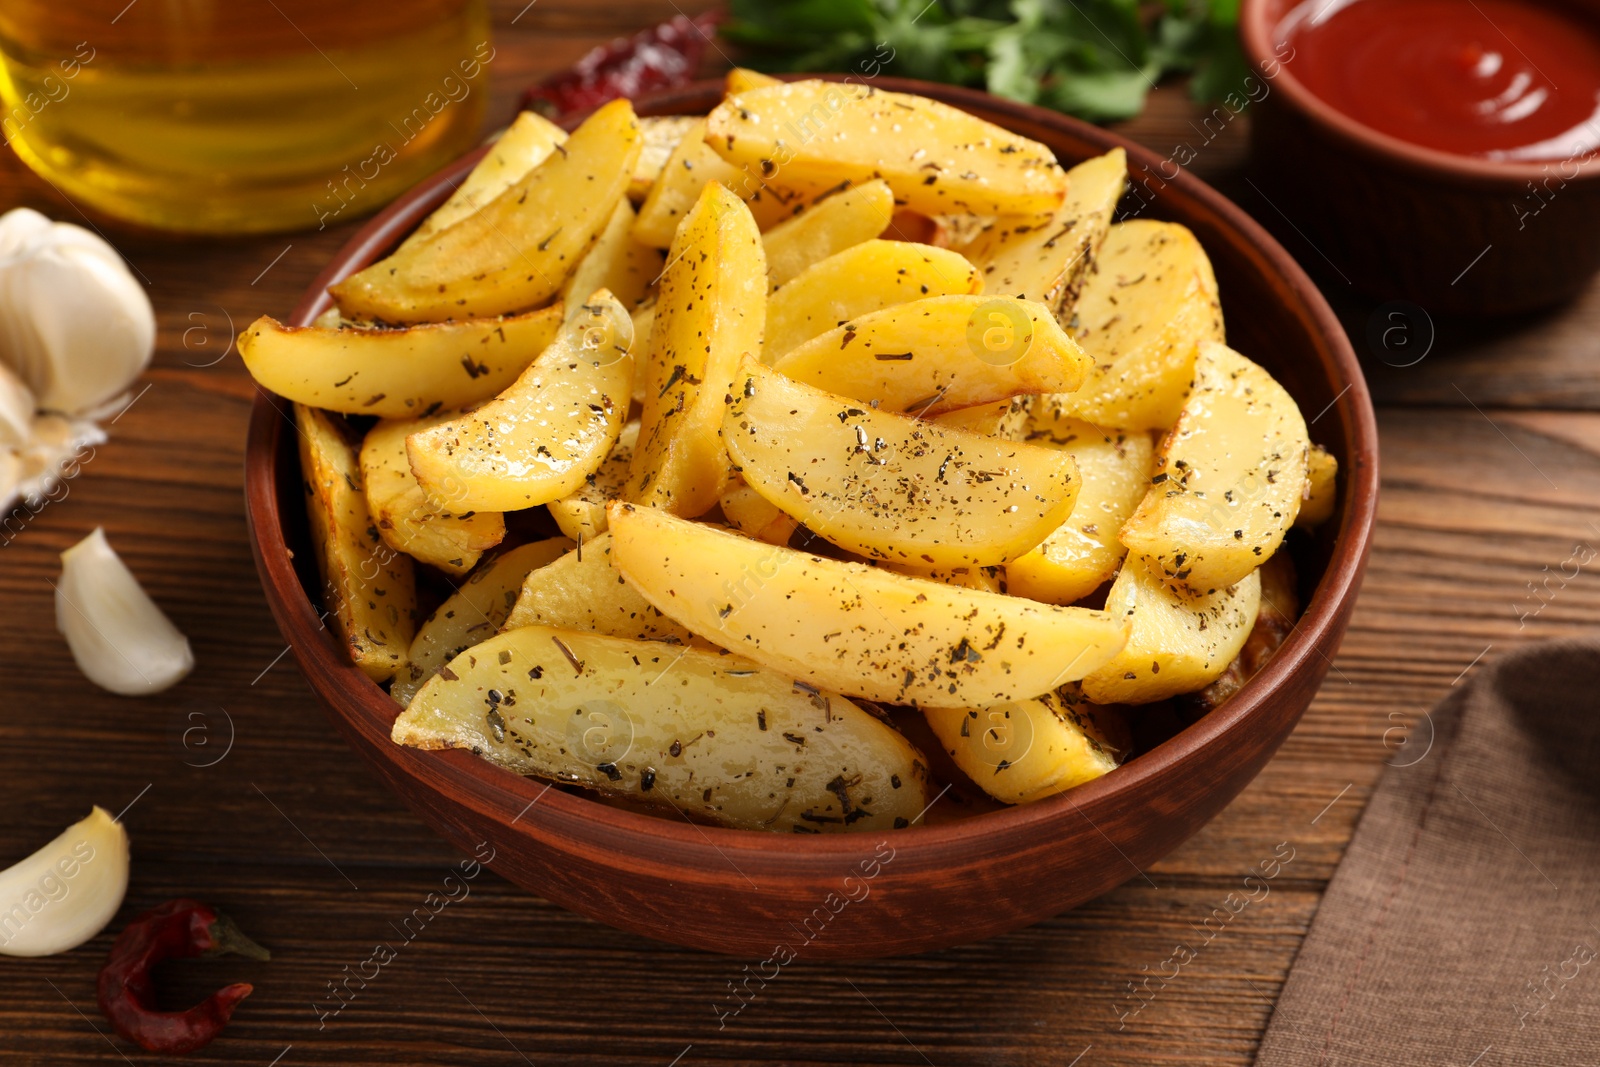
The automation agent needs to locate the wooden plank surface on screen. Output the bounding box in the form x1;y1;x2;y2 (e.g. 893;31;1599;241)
3;1;1599;1063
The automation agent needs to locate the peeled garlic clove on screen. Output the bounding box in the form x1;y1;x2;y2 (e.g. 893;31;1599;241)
56;527;193;696
0;208;154;416
0;806;129;957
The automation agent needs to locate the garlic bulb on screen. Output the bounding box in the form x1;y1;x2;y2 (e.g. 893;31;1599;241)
0;208;154;415
56;527;194;696
0;806;129;957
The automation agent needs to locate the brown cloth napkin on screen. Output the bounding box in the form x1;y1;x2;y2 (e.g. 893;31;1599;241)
1255;638;1600;1066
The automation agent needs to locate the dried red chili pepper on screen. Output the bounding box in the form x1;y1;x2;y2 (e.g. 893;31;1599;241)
96;898;270;1055
519;11;723;118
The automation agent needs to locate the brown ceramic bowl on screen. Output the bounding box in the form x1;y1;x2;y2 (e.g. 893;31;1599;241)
244;77;1378;959
1240;0;1600;316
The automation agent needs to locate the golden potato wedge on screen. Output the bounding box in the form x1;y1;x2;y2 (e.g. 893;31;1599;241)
392;624;932;833
560;199;663;315
238;307;563;419
963;148;1126;316
628;184;766;516
502;532;702;645
407;291;635;513
1188;550;1299;713
1080;561;1261;704
1007;416;1155;605
403;111;569;249
718;481;800;546
724;360;1079;567
771;295;1089;415
607;502;1129;707
763;240;981;361
1121;341;1309;595
630;117;808;248
360;412;506;575
762;179;893;287
878;561;1007;593
296;404;417;683
705;81;1068;216
629;115;702;202
725;67;781;94
329;99;641;323
1296;444;1338;529
546;419;637;543
392;536;574;707
1047;219;1225;431
923;686;1124;803
931;396;1030;439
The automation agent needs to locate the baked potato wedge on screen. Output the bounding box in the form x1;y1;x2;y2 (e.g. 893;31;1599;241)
628;184;766;517
931;397;1030;439
705;81;1068;216
502;532;701;645
718;481;801;546
763;240;981;361
607;502;1129;707
238;306;563;419
1047;219;1225;431
392;624;932;833
923;685;1125;803
878;561;1006;593
630;117;810;248
1007;415;1155;605
407;290;635;513
1296;444;1339;528
360;412;505;575
402;111;568;249
392;536;574;707
723;360;1079;567
725;67;781;94
962;148;1126;316
560;199;662;316
1121;341;1309;595
296;404;417;683
546;419;637;543
762;179;893;287
771;295;1090;415
329;99;641;323
629;114;701;203
1081;561;1261;705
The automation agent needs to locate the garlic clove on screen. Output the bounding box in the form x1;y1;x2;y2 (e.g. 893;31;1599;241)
0;208;154;416
0;806;129;957
0;360;35;449
56;527;194;696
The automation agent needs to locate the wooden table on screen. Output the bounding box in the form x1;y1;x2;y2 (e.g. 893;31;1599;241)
4;3;1597;1063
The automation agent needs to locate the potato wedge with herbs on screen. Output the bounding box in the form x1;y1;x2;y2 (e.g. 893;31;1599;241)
360;412;505;576
296;404;417;684
238;307;562;418
1081;561;1261;705
924;686;1125;804
962;148;1126;316
546;419;637;543
1121;341;1309;595
392;624;932;833
560;199;662;316
931;397;1030;439
407;291;635;514
771;295;1089;416
724;360;1079;567
1046;219;1225;431
628;184;766;517
1007;415;1155;605
502;533;701;645
763;240;981;361
719;481;800;546
763;179;893;287
878;561;1006;593
403;111;568;249
330;99;641;323
629;115;702;203
631;117;811;248
1296;444;1339;529
725;67;781;94
607;502;1128;707
705;81;1068;216
392;537;573;707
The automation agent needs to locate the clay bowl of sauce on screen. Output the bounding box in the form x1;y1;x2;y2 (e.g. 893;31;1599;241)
1241;0;1600;315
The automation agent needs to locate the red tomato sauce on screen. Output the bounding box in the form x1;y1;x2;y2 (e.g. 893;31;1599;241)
1277;0;1600;161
